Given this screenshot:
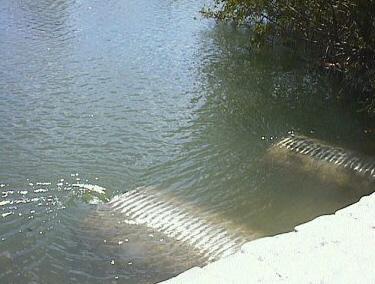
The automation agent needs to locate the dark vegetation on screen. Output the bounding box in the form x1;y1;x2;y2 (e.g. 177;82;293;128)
202;0;375;113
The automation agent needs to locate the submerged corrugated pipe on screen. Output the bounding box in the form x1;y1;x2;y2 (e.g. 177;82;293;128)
276;135;375;177
104;188;249;262
102;135;374;262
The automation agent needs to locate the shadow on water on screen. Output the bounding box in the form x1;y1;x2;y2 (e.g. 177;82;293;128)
141;23;375;237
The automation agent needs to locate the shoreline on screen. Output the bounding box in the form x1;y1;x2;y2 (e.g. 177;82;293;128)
160;192;375;283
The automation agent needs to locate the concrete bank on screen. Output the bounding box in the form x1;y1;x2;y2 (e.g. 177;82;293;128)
161;192;375;283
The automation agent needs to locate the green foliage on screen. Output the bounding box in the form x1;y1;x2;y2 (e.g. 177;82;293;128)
202;0;375;112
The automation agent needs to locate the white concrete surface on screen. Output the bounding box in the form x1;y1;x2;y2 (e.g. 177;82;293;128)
161;192;375;283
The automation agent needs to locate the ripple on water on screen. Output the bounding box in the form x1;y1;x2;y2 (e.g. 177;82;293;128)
0;178;207;283
0;0;372;282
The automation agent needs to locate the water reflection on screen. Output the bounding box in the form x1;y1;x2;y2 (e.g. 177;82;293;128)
18;0;74;38
142;24;373;236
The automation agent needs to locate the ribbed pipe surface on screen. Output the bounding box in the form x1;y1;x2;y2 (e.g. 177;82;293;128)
105;188;247;261
274;135;375;180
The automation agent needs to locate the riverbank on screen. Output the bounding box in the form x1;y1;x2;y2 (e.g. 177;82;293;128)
161;192;375;283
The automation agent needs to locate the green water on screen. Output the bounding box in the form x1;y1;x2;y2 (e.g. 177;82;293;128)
0;0;374;282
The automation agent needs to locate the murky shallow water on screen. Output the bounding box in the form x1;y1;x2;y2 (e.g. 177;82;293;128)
1;0;374;282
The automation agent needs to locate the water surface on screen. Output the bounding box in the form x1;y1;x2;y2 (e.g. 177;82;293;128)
0;0;373;282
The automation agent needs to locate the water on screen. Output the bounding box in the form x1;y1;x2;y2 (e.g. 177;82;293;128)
0;0;374;282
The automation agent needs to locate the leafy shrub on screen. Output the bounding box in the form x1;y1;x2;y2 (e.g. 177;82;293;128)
203;0;375;112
